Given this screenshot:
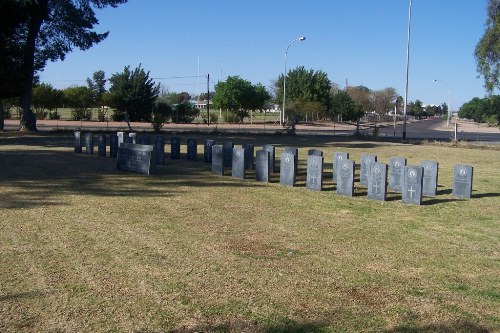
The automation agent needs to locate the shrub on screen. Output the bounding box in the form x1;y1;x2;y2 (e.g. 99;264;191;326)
222;110;240;123
71;108;93;121
97;108;108;122
49;110;61;120
34;109;49;120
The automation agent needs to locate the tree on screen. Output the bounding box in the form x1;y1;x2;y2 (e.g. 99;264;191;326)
173;102;199;123
330;90;364;122
2;0;127;131
372;87;398;116
274;66;331;119
475;0;500;94
87;70;107;107
164;92;192;105
63;86;93;120
459;95;500;126
32;83;61;119
108;65;160;122
407;100;424;119
346;86;373;114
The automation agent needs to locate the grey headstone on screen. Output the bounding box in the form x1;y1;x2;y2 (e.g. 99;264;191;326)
280;152;296;187
402;165;424;205
306;155;323;191
308;149;323;157
154;136;166;165
170;136;181;159
453;164;473;198
109;134;118;158
232;147;246;180
360;154;377;186
139;134;150;145
389;157;407;193
337;159;355;197
284;147;298;175
128;132;137;144
84;132;93;155
187;138;197;161
255;150;270;182
74;131;82;153
117;143;157;175
333;152;349;183
204;139;215;163
242;143;254;170
368;162;388;201
211;145;224;175
421;160;439;196
97;134;106;157
262;145;276;174
223;142;234;167
117;132;125;146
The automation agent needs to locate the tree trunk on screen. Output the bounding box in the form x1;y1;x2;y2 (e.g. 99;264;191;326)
0;102;4;131
20;0;48;131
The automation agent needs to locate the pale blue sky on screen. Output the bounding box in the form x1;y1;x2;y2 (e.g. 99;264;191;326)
39;0;491;109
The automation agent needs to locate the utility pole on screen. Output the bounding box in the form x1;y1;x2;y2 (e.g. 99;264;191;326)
207;74;210;126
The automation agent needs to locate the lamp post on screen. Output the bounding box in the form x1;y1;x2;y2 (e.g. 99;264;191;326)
433;79;452;127
282;36;306;126
402;0;412;140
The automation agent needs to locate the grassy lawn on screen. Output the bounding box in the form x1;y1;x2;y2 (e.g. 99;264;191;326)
0;132;499;333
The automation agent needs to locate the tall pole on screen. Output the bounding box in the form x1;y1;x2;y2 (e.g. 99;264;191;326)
207;74;210;126
433;79;452;127
402;0;412;140
282;36;306;126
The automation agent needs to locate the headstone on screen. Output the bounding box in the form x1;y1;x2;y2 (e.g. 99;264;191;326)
109;134;118;158
204;139;215;163
97;134;106;157
337;159;355;197
255;150;270;182
452;164;473;198
308;149;323;157
223;142;234;167
117;132;125;146
232;147;246;179
84;132;94;155
360;154;377;186
74;131;82;153
389;157;407;193
139;134;150;145
279;152;296;187
117;143;157;175
242;143;254;170
402;165;424;205
154;135;166;165
284;147;299;175
368;162;388;201
306;154;323;191
128;132;137;144
211;145;224;175
421;160;439;196
187;138;197;161
170;136;181;159
333;152;349;183
262;144;276;174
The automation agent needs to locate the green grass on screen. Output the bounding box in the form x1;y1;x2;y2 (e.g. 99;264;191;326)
0;132;499;332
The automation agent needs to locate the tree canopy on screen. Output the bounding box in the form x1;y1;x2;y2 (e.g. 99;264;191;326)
475;0;500;94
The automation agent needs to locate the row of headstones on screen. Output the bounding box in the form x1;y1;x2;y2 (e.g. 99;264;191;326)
73;132;474;204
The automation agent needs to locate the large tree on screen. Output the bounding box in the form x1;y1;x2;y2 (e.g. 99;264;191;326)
1;0;126;131
372;87;398;116
475;0;500;94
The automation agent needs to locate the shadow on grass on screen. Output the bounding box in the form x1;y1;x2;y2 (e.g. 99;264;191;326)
0;290;51;302
383;320;491;333
168;319;332;333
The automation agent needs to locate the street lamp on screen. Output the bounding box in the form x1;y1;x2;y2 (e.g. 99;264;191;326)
433;79;452;127
282;36;306;126
402;0;412;140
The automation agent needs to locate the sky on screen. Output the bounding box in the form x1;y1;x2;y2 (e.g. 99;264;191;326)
39;0;491;110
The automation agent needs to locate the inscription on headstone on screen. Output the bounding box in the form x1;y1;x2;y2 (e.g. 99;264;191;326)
97;134;106;157
306;155;323;191
360;154;377;186
284;147;299;175
204;139;215;163
117;143;157;175
421;160;439;196
262;145;276;174
187;138;198;161
255;150;270;182
452;164;473;198
74;131;82;153
84;132;94;155
402;165;424;205
389;157;407;193
223;142;234;168
280;152;296;187
109;134;118;158
337;159;355;197
333;152;349;183
170;136;181;159
211;145;224;175
154;136;166;165
368;162;388;201
232;147;246;180
242;144;254;170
